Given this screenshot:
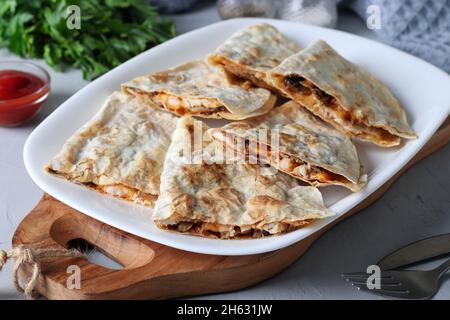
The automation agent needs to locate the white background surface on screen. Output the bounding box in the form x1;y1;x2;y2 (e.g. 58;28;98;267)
1;2;449;299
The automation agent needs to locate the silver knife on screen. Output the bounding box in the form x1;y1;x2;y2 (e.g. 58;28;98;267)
377;233;450;270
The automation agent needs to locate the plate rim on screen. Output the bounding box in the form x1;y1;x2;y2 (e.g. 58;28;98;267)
23;17;450;256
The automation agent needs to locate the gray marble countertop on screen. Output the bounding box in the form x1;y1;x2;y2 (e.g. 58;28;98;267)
1;1;449;300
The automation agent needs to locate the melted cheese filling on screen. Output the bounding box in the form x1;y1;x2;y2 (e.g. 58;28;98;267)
151;92;227;116
275;154;347;185
157;219;309;239
99;184;139;199
46;168;156;205
220;134;351;186
85;183;157;205
280;75;398;144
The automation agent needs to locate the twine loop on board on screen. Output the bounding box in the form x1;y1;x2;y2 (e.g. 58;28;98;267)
0;245;83;299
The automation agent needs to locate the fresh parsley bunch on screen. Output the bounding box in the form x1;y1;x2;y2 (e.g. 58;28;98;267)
0;0;176;80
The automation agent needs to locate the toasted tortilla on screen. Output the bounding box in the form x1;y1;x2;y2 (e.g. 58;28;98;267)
268;40;417;147
45;92;178;207
208;23;300;92
122;60;276;120
209;101;367;192
153;116;334;239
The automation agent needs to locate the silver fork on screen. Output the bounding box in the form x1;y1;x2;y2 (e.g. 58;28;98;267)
342;259;450;299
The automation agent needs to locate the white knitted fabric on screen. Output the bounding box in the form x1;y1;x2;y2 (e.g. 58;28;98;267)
343;0;450;73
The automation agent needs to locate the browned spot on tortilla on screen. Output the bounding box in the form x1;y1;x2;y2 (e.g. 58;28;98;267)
279;132;298;145
248;195;284;207
171;193;193;216
256;175;274;187
152;74;170;82
198;187;244;216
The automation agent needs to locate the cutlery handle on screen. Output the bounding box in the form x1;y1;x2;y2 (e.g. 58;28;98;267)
377;233;450;270
433;259;450;278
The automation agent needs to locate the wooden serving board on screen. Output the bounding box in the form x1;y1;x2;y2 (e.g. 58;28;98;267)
12;118;450;300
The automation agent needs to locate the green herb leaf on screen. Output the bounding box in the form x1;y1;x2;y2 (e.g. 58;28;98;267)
0;0;175;80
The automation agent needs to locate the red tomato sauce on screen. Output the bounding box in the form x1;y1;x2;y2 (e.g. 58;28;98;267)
0;70;49;126
0;70;45;100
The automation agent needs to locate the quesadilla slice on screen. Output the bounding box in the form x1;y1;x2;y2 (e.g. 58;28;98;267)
122;60;276;120
268;40;417;147
153;116;334;239
45;91;178;207
209;101;367;192
208;23;300;92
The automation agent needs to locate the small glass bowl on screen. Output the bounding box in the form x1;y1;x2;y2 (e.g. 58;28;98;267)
0;61;50;127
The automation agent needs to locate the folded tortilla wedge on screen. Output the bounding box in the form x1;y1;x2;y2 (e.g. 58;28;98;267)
208;23;300;92
209;101;367;192
122;60;276;120
153;116;334;239
268;40;417;147
45;91;178;207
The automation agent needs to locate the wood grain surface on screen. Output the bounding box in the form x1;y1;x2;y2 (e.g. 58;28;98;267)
12;118;450;300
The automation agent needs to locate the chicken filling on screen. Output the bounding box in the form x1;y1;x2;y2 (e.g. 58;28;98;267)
124;87;228;116
157;219;308;239
219;134;351;186
151;92;227;116
210;55;274;91
281;75;397;143
46;168;156;205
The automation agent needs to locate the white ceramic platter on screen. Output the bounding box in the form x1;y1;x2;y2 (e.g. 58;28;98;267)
24;18;450;255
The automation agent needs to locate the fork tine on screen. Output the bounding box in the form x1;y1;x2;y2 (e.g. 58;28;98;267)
353;284;410;299
341;272;368;278
379;283;407;290
379;282;403;287
345;278;367;284
346;278;401;286
341;272;393;280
